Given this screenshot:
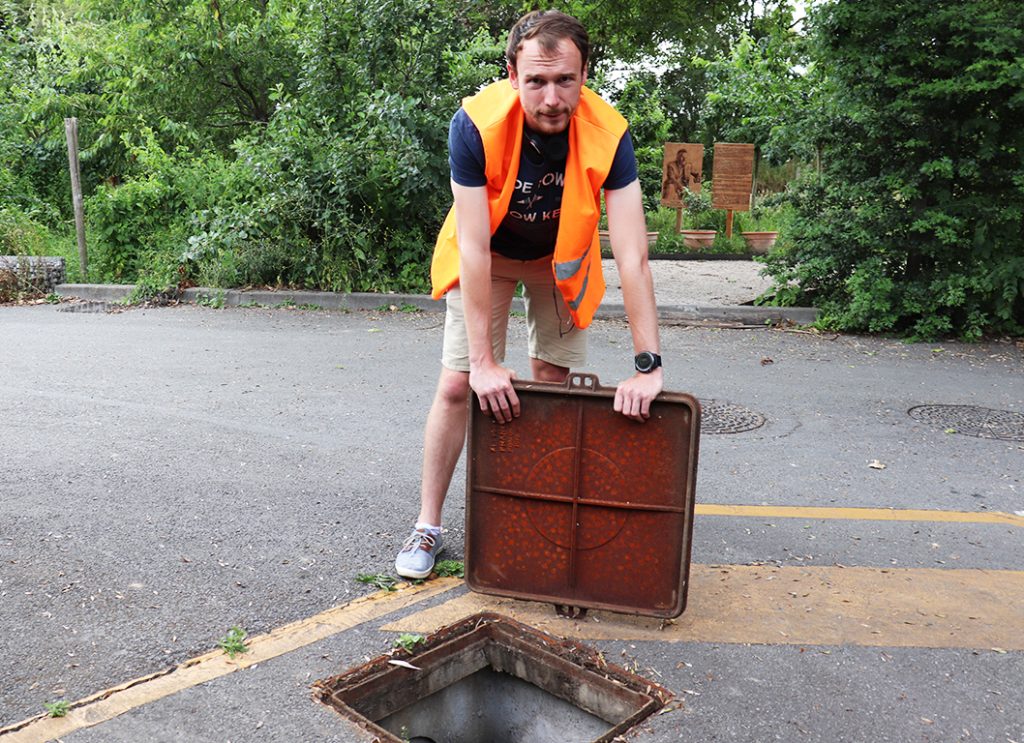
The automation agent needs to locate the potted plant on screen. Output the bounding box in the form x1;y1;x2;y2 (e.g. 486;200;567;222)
679;187;719;250
737;204;783;255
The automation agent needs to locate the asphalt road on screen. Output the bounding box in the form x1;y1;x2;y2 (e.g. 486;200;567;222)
1;301;1022;742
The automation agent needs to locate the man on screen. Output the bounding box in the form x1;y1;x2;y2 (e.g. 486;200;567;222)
395;10;663;579
662;146;698;206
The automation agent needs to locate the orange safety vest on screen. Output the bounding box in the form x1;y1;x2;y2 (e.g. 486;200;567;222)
430;80;628;329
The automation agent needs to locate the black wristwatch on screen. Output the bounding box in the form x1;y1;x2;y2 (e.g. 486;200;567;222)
634;351;662;373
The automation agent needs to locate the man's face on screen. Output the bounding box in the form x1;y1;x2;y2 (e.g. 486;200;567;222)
508;37;587;135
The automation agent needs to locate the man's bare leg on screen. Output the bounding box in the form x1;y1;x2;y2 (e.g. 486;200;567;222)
531;358;570;383
416;367;471;526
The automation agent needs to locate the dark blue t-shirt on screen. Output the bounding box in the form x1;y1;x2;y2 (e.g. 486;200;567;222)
448;108;638;261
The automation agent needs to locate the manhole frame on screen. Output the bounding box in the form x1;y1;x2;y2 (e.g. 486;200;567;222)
314;612;672;743
908;404;1024;442
699;399;766;435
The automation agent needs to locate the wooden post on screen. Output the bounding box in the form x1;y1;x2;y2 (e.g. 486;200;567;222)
675;207;683;234
64;118;87;278
725;210;734;238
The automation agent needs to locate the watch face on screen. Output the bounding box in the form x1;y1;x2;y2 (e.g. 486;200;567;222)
635;352;658;373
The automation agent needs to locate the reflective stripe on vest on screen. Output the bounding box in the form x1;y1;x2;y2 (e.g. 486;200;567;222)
430;80;627;329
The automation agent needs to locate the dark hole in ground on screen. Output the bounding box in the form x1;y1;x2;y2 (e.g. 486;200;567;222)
315;612;672;743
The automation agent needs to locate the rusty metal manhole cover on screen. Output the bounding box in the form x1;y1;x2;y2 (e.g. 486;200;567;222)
316;612;671;743
908;404;1024;441
699;399;766;434
466;374;699;618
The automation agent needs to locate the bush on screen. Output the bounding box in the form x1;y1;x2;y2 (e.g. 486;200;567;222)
73;0;504;294
761;0;1024;339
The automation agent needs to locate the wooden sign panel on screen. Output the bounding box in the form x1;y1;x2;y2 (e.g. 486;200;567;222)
660;143;703;208
711;143;754;211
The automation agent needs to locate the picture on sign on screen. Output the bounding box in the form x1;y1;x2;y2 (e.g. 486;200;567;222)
660;143;704;208
711;143;754;212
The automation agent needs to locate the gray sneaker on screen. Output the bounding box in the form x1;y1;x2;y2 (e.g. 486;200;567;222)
395;528;444;579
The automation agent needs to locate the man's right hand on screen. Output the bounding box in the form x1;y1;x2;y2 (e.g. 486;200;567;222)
470;362;520;424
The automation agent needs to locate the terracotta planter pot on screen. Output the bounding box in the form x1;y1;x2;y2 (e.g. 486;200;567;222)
599;231;659;250
741;231;779;254
680;230;717;250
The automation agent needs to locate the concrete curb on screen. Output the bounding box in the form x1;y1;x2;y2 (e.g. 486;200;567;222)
54;284;819;326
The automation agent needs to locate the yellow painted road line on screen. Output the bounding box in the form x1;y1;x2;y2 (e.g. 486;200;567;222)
384;566;1024;651
0;578;461;743
696;504;1024;527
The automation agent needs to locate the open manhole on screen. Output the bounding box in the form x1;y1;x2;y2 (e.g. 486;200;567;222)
908;404;1024;441
315;612;671;743
699;399;766;434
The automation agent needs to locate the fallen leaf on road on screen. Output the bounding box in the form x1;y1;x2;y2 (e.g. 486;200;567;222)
761;356;774;365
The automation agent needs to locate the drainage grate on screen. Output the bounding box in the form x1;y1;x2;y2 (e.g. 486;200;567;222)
57;301;117;313
316;612;671;743
908;404;1024;442
699;399;766;434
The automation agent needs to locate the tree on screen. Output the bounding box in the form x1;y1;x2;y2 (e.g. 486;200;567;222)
762;0;1024;339
695;12;819;166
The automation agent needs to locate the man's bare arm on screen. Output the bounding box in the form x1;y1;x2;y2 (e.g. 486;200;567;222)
452;180;520;423
605;179;663;421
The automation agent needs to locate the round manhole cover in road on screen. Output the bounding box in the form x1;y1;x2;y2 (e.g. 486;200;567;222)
908;404;1024;442
699;400;766;435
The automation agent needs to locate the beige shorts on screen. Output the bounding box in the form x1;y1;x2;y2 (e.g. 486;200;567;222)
441;253;587;372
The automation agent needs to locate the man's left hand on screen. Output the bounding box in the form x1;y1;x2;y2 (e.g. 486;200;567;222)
614;370;663;422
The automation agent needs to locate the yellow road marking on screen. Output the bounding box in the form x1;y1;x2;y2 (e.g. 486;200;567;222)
695;504;1024;527
0;579;461;743
384;565;1024;651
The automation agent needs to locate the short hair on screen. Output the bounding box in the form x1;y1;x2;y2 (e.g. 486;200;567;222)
506;10;589;72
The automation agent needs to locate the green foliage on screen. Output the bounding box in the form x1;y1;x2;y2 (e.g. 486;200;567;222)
216;626;249;658
680;187;724;231
196;290;226;309
611;74;671;211
696;8;821;165
356;572;398;592
43;700;70;718
393;633;425;653
2;0;502;295
433;559;464;577
761;0;1024;339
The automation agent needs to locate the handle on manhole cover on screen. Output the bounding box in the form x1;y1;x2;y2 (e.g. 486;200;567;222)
567;373;599;391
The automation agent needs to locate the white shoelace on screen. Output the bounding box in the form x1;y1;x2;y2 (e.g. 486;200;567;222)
401;531;437;552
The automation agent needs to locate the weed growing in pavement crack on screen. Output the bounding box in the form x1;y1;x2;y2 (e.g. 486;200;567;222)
217;626;249;658
356;573;398;592
393;634;425;653
44;700;70;718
